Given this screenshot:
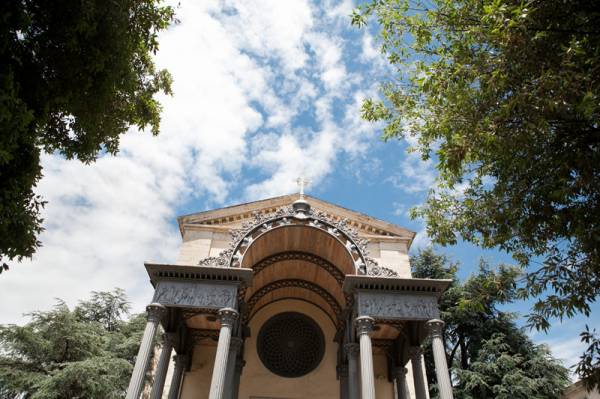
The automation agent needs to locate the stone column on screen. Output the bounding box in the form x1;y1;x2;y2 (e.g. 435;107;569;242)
126;303;166;399
223;337;243;399
426;319;454;399
208;308;239;399
232;359;245;399
409;347;429;399
356;316;376;399
150;333;174;399
344;343;360;399
167;353;188;399
337;364;349;399
392;367;411;399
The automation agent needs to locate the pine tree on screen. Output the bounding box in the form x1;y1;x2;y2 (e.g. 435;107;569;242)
412;248;569;398
0;289;147;399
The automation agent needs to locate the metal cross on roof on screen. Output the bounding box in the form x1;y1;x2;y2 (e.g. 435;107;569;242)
295;177;312;198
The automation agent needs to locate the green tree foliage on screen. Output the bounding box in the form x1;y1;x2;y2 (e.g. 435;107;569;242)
0;0;175;269
352;0;600;386
412;248;569;398
0;289;147;399
458;333;569;399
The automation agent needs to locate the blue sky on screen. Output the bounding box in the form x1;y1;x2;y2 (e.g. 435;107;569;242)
1;0;597;377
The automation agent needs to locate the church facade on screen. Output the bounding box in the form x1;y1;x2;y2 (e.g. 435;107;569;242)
125;194;454;399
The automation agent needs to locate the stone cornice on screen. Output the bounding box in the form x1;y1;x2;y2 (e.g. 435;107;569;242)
145;262;253;287
176;194;416;245
181;223;413;245
343;275;452;298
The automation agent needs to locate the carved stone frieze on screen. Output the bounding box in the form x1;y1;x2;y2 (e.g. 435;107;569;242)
153;281;237;309
357;292;440;321
364;258;398;277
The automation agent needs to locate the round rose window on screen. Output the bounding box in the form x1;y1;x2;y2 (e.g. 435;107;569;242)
257;312;325;378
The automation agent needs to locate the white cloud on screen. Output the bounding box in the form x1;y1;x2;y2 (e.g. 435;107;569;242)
360;31;381;64
221;0;314;73
307;33;347;90
410;224;432;251
325;0;354;21
544;336;583;370
392;202;407;217
386;152;437;193
1;0;385;324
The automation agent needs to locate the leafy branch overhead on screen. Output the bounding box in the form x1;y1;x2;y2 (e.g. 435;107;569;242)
353;0;600;387
0;0;175;267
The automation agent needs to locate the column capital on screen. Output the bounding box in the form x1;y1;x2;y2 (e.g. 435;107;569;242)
146;303;167;323
426;318;445;338
355;316;375;336
344;342;360;358
408;345;424;358
392;366;408;379
218;308;239;327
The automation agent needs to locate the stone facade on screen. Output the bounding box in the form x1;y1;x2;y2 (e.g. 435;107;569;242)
563;381;600;399
125;195;453;399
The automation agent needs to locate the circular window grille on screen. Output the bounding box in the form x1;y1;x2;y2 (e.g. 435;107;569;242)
257;312;325;378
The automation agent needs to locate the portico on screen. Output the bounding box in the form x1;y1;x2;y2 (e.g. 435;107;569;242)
126;194;454;399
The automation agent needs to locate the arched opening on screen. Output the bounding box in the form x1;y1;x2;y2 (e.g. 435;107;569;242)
236;204;356;398
240;221;357;328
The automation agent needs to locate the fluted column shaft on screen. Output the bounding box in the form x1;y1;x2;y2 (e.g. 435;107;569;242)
150;333;174;399
126;303;166;399
223;337;242;399
410;347;429;399
208;308;239;399
427;319;454;399
392;367;411;399
167;353;187;399
356;316;376;399
344;343;360;399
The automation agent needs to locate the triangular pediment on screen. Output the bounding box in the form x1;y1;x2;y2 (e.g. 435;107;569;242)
178;194;415;244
